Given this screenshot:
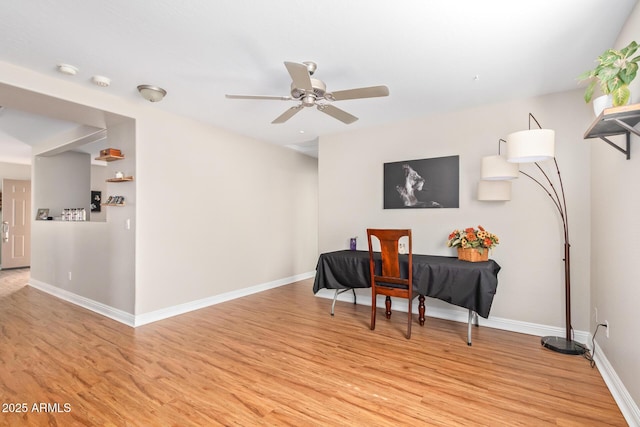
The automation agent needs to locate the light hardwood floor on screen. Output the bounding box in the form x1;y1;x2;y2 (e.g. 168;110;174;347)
0;268;626;426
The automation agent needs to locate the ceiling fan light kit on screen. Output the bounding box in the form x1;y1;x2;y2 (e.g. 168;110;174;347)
226;60;389;124
137;85;167;102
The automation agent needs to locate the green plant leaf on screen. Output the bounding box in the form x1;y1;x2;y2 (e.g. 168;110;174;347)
619;63;637;85
577;69;596;81
621;41;638;57
612;85;630;106
584;81;596;103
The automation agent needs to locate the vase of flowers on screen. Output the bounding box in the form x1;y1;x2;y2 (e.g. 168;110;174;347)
447;225;499;262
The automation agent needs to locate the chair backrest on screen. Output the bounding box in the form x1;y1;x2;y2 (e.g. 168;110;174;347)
366;229;412;288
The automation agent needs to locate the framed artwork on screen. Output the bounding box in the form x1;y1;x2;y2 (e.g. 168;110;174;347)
91;191;102;212
384;155;459;209
36;208;49;220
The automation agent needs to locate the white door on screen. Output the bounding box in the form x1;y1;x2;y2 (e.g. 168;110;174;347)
1;179;31;269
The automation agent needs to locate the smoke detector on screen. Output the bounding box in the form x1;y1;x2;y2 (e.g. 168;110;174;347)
92;75;111;87
57;63;78;75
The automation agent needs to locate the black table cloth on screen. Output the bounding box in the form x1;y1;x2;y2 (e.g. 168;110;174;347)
313;250;501;318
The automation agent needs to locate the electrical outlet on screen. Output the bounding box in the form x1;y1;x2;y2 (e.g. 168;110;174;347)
68;271;72;281
605;320;609;338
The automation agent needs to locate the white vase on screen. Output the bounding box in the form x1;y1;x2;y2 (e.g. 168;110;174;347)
593;93;632;116
593;94;613;116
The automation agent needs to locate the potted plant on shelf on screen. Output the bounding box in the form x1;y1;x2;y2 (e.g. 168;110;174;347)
447;225;499;262
578;40;640;115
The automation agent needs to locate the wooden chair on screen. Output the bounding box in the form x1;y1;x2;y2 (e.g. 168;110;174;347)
367;228;418;339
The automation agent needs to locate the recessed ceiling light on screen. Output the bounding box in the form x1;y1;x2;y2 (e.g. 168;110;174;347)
299;130;305;134
57;63;78;75
92;75;111;87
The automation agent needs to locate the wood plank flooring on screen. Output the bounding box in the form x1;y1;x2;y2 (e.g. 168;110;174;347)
0;268;626;426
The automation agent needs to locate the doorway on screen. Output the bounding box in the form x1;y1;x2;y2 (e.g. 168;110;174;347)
1;179;31;269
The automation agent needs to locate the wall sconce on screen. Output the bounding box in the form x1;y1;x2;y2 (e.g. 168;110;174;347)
137;85;167;102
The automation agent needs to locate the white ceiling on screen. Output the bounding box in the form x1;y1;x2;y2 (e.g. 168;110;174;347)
0;0;637;162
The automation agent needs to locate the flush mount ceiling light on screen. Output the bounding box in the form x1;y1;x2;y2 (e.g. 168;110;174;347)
137;85;167;102
57;63;78;75
92;75;111;87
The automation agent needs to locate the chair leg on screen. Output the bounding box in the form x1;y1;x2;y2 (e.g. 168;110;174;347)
370;292;376;331
406;300;412;339
385;296;392;319
418;295;426;326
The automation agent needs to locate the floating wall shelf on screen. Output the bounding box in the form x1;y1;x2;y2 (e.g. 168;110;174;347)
584;103;640;160
106;176;134;182
95;154;125;162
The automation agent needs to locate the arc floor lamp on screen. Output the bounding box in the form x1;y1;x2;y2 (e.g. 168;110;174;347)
480;113;586;355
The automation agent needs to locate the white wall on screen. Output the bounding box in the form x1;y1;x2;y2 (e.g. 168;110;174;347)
0;162;30;181
590;1;640;408
134;110;318;314
319;89;593;331
33;151;91;217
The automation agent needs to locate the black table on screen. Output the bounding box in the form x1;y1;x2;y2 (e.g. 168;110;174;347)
313;250;501;344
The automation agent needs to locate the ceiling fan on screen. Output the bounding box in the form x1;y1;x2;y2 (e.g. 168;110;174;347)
225;61;389;124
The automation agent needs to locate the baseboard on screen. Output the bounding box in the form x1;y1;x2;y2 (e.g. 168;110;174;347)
315;288;591;344
28;278;136;326
28;272;316;328
593;340;640;427
134;271;315;326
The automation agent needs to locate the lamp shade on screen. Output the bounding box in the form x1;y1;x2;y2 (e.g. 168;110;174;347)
506;129;555;163
481;155;519;180
137;85;167;102
478;180;511;201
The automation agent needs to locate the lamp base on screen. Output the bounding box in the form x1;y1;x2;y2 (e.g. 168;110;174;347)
541;336;587;355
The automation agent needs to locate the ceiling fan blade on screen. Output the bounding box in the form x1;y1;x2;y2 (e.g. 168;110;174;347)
272;105;304;124
328;85;389;101
284;62;313;91
226;94;292;101
317;104;358;124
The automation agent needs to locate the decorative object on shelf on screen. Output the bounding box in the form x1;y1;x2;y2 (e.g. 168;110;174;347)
103;195;125;206
61;208;86;221
383;155;459;209
496;112;585;356
137;85;167;102
447;225;498;262
36;208;49;220
100;148;121;157
96;147;124;162
578;40;639;114
115;171;124;179
91;191;101;212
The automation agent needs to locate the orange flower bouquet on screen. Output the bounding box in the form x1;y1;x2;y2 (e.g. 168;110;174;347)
446;225;499;255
